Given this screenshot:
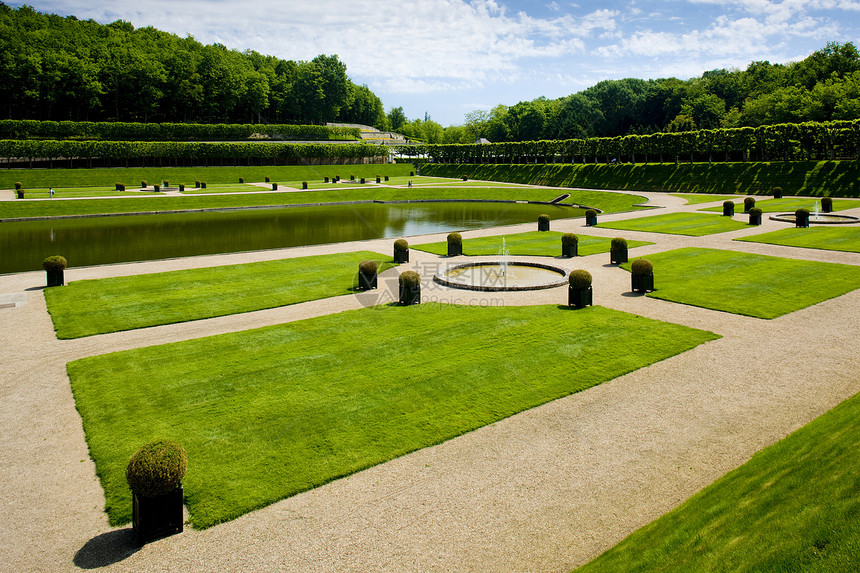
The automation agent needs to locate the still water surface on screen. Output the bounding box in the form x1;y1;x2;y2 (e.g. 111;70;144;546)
1;202;582;273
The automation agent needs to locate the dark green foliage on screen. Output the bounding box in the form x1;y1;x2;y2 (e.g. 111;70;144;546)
611;237;628;250
772;186;783;198
750;207;763;217
744;197;756;211
141;180;147;188
561;233;578;246
631;258;654;276
796;208;810;217
447;232;462;245
42;255;67;271
163;180;169;187
569;269;592;288
393;239;409;252
358;260;378;275
822;196;833;211
723;200;734;208
538;214;550;224
14;182;21;190
585;209;598;218
126;440;187;497
399;270;421;289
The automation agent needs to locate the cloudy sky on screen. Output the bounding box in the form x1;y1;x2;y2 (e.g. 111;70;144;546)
14;0;860;126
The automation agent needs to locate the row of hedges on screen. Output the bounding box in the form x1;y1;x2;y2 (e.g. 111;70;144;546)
0;120;361;142
398;120;860;164
0;140;390;169
420;161;860;197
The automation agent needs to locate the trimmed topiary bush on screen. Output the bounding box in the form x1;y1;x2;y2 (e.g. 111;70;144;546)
561;233;578;257
795;207;810;228
772;186;783;199
749;207;763;225
376;175;381;183
631;258;653;276
631;258;655;293
239;177;244;184
195;180;201;188
722;201;735;216
744;197;756;213
447;232;463;256
153;184;160;192
14;182;21;190
568;269;593;308
610;237;628;264
585;209;598;226
393;239;409;263
163;180;169;187
399;270;421;305
822;197;833;213
272;183;278;190
178;184;185;192
126;440;187;498
302;181;308;189
141;180;147;188
538;213;550;231
43;255;67;287
568;269;592;289
265;176;270;183
357;260;378;290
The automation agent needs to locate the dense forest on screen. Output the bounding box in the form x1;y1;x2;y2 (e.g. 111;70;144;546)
0;4;385;126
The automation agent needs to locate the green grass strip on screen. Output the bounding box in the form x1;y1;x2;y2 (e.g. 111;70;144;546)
669;194;738;205
575;390;860;573
45;251;394;338
413;231;653;257
598;212;750;236
68;304;719;529
621;247;860;318
735;227;860;253
700;197;859;213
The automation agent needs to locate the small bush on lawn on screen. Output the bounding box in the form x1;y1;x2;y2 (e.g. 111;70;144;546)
358;260;378;275
569;269;592;288
749;207;763;217
126;440;187;497
42;255;67;271
394;239;409;252
744;197;756;211
538;214;550;224
611;237;628;250
822;197;833;211
585;209;597;218
447;232;462;245
631;258;653;276
796;208;810;217
562;233;578;246
399;270;421;289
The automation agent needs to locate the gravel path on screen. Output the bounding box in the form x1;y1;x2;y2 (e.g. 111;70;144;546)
1;189;858;572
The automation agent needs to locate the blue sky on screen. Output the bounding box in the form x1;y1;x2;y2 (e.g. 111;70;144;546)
15;0;860;126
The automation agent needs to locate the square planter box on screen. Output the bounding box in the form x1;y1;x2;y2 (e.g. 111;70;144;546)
796;214;810;228
394;249;409;263
562;244;578;258
447;243;462;257
358;271;377;290
610;247;628;264
133;486;183;546
723;203;735;216
568;286;592;308
585;214;597;226
631;273;654;293
749;214;762;225
538;220;550;232
400;285;420;305
45;269;64;287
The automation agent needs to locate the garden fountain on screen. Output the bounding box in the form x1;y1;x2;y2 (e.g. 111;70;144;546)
770;200;859;224
434;237;569;292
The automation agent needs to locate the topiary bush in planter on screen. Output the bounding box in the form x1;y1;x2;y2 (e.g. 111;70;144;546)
42;255;67;287
772;186;783;199
561;233;578;257
265;176;270;183
399;271;421;305
538;213;550;232
239;177;244;184
568;269;592;308
14;182;21;190
126;440;187;546
744;197;756;213
201;181;206;189
163;180;169;188
141;181;147;189
302;181;308;189
631;258;654;293
393;239;409;263
357;260;378;290
722;201;735;216
749;207;763;225
822;197;833;213
376;175;381;183
16;187;24;199
271;183;278;190
195;180;201;188
153;184;160;192
610;237;628;264
585;209;598;226
178;184;185;192
795;207;810;228
447;232;463;256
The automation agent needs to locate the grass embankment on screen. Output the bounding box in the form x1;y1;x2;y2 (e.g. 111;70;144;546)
45;251;394;338
0;186;647;219
575;390;860;573
598;212;750;236
621;247;860;318
67;303;719;529
422;161;860;197
413;231;652;257
0;164;413;190
735;227;860;253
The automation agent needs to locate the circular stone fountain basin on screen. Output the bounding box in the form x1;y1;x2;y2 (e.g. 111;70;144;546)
769;213;860;224
434;261;569;291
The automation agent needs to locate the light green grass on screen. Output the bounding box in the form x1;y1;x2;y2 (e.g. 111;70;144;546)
575;389;860;573
670;194;738;205
735;227;860;253
598;212;750;236
413;231;653;257
701;197;859;213
67;303;719;529
17;186;162;198
621;247;860;318
44;251;394;338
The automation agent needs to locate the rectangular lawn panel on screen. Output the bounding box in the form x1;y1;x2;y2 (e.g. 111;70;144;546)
67;303;719;529
45;251;394;338
413;231;652;257
622;247;860;318
669;194;738;205
598;212;750;236
576;390;860;573
701;197;858;213
735;226;860;253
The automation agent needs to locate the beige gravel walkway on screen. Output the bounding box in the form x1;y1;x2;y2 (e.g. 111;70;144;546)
1;189;859;572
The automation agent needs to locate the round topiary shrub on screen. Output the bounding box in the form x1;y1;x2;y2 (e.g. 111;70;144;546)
611;237;628;250
394;239;409;252
448;232;462;245
195;180;201;188
796;207;809;217
399;270;421;305
795;207;810;228
631;258;653;276
561;233;578;246
14;182;22;190
126;440;187;498
538;213;550;231
42;255;67;272
585;209;597;218
358;259;378;275
722;200;735;216
744;197;756;212
772;186;783;198
749;207;762;217
163;180;169;187
568;269;592;289
393;238;409;263
399;270;420;289
822;197;833;212
141;180;147;188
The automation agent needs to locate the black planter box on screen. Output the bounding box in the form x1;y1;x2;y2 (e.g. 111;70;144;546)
773;190;783;199
133;486;183;546
610;247;628;264
722;203;735;216
631;273;654;293
376;177;381;183
447;243;462;257
538;220;550;232
272;183;278;190
394;249;409;263
822;202;832;213
400;285;420;305
585;214;597;226
16;190;24;199
568;286;592;308
562;243;578;258
358;271;377;290
45;269;64;287
749;214;762;225
796;213;810;228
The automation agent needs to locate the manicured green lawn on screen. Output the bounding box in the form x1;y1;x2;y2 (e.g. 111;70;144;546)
670;194;738;205
598;212;750;236
735;227;860;253
45;251;394;338
701;197;858;213
67;303;719;529
621;248;860;318
413;231;652;257
575;390;860;573
17;186;162;199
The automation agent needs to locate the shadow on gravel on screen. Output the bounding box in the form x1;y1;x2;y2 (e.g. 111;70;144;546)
74;528;139;569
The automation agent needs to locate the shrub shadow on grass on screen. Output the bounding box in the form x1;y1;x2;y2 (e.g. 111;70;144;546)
73;528;139;569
